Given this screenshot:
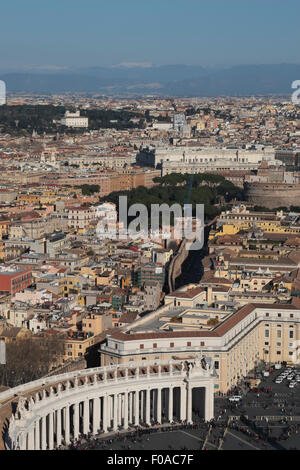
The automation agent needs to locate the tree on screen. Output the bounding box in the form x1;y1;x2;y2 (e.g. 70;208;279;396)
0;334;64;388
79;184;100;196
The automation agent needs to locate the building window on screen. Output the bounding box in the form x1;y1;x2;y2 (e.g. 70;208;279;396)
266;313;269;317
153;343;157;349
214;361;219;370
289;352;293;356
277;330;281;339
265;330;269;338
170;342;174;348
290;314;294;318
277;351;281;355
200;342;205;346
264;342;269;346
278;313;282;318
140;344;144;349
187;342;191;347
290;331;294;339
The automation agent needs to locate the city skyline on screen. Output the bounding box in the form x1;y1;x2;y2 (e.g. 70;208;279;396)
2;1;300;455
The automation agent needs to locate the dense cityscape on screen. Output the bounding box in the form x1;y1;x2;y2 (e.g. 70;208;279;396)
1;0;300;459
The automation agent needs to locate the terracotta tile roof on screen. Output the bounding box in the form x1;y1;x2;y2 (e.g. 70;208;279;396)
211;285;231;292
201;276;233;285
109;302;296;342
167;287;204;299
119;312;139;324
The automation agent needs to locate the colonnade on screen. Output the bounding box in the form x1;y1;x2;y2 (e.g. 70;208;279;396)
5;359;216;450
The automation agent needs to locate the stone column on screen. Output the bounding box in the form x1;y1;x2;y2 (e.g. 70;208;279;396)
124;392;128;429
134;391;139;426
73;402;80;439
113;394;118;431
168;387;173;423
187;386;193;424
146;389;151;425
34;419;40;450
28;426;35;450
102;395;108;433
118;394;122;426
180;385;187;422
49;411;54;450
99;397;102;430
205;383;214;422
19;433;27;450
110;396;113;424
140;390;144;423
83;399;89;435
129;392;132;423
41;415;47;450
56;409;62;448
107;396;111;428
65;405;70;445
157;388;161;424
93;397;100;435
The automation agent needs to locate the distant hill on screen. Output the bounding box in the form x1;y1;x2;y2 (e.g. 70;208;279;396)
0;63;299;96
164;64;300;96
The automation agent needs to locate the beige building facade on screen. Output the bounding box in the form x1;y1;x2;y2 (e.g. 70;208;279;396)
100;303;300;394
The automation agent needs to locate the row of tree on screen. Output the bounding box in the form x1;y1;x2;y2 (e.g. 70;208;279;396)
0;105;145;135
100;172;242;221
76;184;100;196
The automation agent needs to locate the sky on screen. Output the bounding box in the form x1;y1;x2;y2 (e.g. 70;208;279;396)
1;0;300;70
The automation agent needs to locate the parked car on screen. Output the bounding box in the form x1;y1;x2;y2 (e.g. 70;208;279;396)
229;395;242;402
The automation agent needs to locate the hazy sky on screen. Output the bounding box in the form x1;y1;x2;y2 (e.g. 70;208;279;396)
1;0;300;70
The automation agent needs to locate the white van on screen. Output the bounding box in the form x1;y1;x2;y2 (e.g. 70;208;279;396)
229;395;242;402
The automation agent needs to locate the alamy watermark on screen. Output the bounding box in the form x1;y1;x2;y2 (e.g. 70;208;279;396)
96;196;205;251
0;80;6;105
292;80;300;104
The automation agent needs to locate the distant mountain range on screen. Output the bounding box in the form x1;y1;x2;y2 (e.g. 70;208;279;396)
0;63;299;96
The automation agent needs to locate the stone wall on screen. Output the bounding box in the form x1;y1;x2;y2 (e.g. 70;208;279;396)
245;182;300;209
